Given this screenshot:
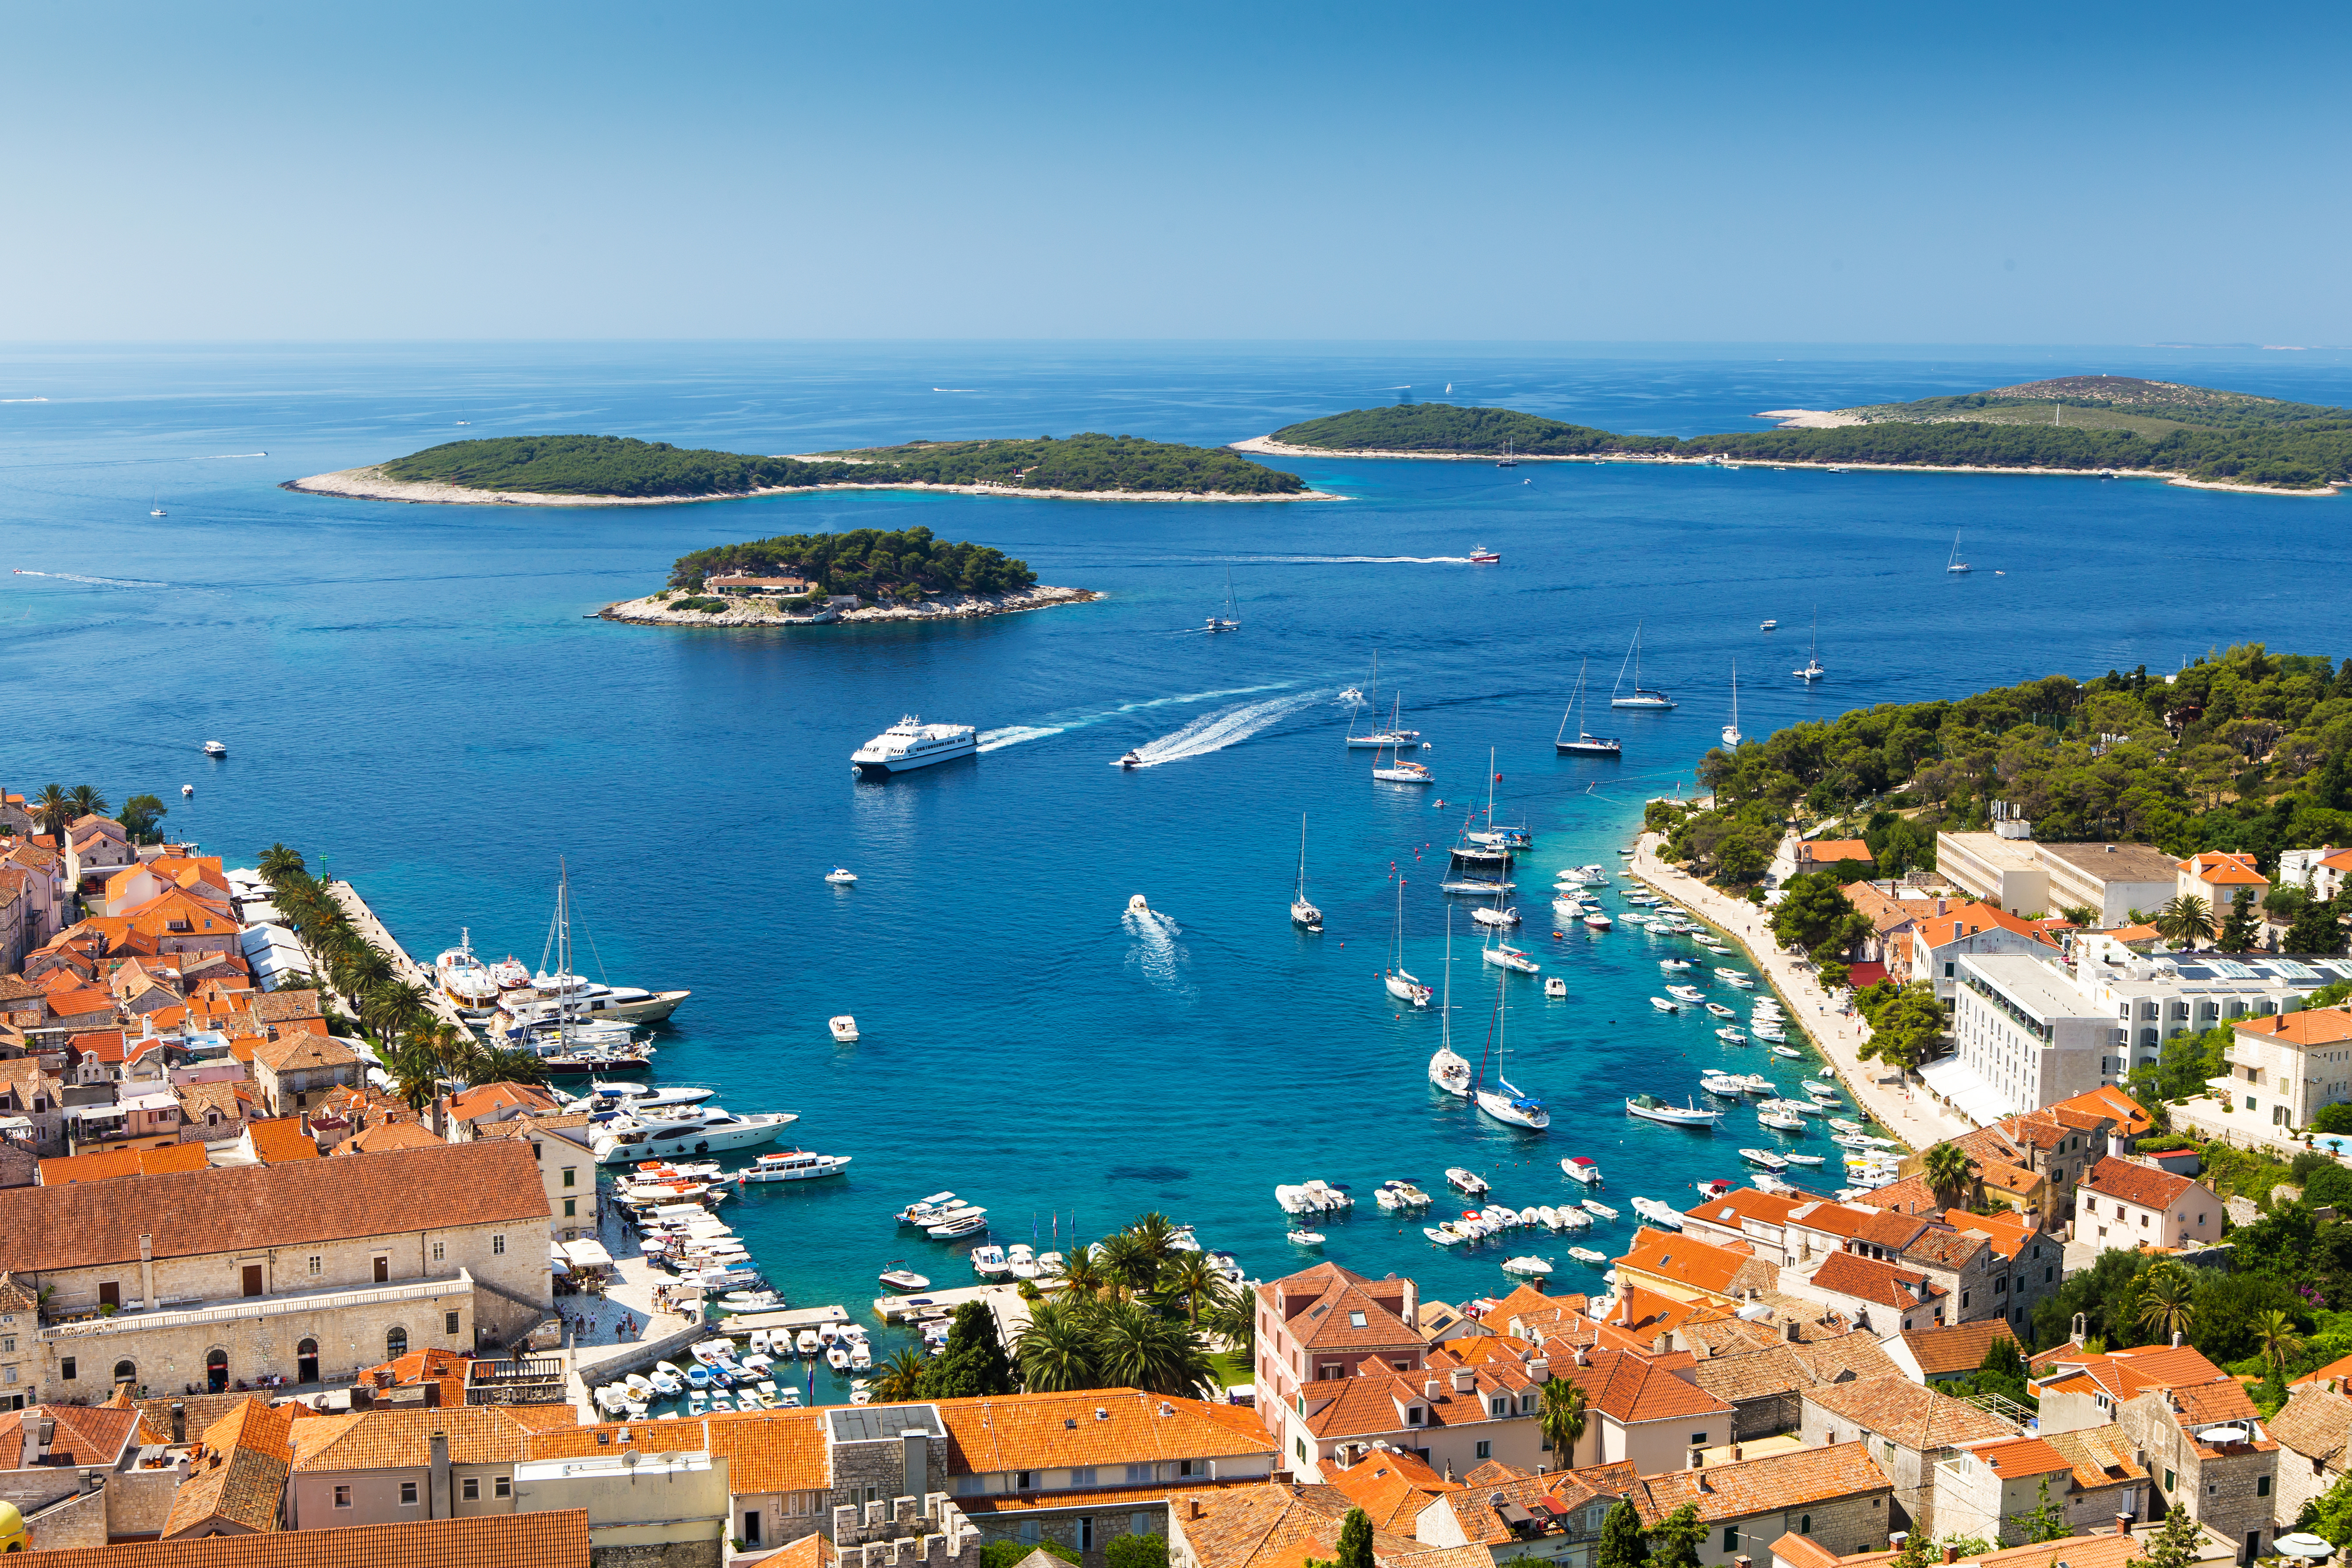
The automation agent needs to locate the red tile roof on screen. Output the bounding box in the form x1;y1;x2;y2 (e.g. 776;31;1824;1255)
15;1511;591;1568
2081;1156;2200;1211
1808;1252;1938;1311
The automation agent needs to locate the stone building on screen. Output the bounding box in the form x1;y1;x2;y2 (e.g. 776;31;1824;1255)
0;1139;551;1402
1626;1442;1896;1566
1797;1376;2016;1536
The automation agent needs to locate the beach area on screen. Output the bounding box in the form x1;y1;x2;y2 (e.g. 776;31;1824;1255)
599;583;1098;627
284;464;1344;507
1228;433;2341;496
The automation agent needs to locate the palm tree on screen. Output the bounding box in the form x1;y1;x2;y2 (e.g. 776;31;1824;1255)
2157;894;2218;951
1096;1231;1163;1301
1539;1376;1588;1466
1056;1251;1110;1303
1128;1212;1180;1266
258;844;306;883
1203;1285;1254;1360
1160;1253;1224;1327
364;978;432;1045
1922;1141;1973;1206
2255;1309;2304;1382
387;1041;442;1113
874;1348;930;1404
1016;1300;1102;1391
1088;1298;1215;1397
66;784;109;822
32;785;73;842
2134;1268;2196;1343
468;1044;551;1088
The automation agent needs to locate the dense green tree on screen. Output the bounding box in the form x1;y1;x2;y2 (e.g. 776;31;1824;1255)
2290;903;2348;955
2219;889;2262;951
2298;1470;2352;1547
923;1300;1018;1398
1595;1501;1649;1568
1855;981;1946;1073
1337;1508;1373;1568
1107;1534;1169;1568
2315;1104;2352;1135
1645;1504;1705;1568
1772;874;1870;958
116;793;168;844
982;1542;1080;1568
2145;1499;2207;1568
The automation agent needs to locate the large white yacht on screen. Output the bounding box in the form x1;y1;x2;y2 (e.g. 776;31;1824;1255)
852;716;977;775
434;930;502;1008
500;975;689;1029
592;1109;799;1165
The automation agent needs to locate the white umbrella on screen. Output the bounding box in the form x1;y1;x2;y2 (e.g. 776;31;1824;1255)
2275;1535;2334;1560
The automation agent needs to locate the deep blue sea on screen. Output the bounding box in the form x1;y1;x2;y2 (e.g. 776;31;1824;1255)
9;340;2352;1386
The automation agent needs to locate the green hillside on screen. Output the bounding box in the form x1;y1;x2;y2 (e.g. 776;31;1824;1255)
377;432;1306;498
1843;375;2348;432
1269;403;1676;456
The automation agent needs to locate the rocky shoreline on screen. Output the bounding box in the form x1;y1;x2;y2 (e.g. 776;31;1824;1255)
285;465;1340;507
598;584;1100;628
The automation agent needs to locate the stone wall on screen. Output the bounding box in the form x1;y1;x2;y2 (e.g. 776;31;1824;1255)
591;1543;723;1568
106;1466;184;1537
828;1494;982;1568
967;1500;1165;1568
22;1481;108;1551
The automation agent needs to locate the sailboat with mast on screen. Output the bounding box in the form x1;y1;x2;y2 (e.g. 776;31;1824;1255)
1205;569;1240;632
1290;815;1323;933
1496;438;1517;470
1464;750;1531;849
1794;610;1825;682
1345;652;1420;748
1384;880;1432;1007
1609;623;1678;710
1556;658;1623;758
1371;697;1432;784
1426;911;1472;1097
1945;531;1971;575
1721;664;1742;749
1473;967;1549;1129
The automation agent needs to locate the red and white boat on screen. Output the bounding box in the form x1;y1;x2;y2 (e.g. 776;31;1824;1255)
1468;545;1501;564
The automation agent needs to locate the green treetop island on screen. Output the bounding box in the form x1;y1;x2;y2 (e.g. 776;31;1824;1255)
287;432;1327;505
1239;375;2352;492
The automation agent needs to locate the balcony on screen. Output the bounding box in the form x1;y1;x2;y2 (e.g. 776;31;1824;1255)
39;1270;474;1341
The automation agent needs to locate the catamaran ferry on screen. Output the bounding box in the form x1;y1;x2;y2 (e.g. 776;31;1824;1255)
851;716;977;775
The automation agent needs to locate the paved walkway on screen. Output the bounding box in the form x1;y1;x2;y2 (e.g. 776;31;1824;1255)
326;880;473;1034
1631;834;1976;1155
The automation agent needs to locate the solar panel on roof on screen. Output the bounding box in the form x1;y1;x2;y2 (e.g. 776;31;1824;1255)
2274;961;2323;981
2207;960;2258;979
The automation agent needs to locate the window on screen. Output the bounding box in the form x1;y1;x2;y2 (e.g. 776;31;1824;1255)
2165;1469;2175;1493
60;1357;75;1381
1019;1523;1040;1545
1691;1433;1708;1445
563;1166;577;1187
1081;1520;1096;1553
1476;1441;1492;1459
1017;1472;1034;1491
2260;1477;2272;1498
431;1242;446;1263
563;1198;577;1218
1179;1460;1197;1478
1320;1363;1342;1380
1072;1466;1098;1486
308;1255;322;1276
495;1477;510;1500
1493;1398;1508;1417
955;1476;983;1496
1349;1310;1366;1328
1408;1407;1425;1427
1725;1529;1740;1554
0;1338;11;1354
1800;1515;1812;1536
1521;1393;1537;1413
400;1481;420;1506
1134;1514;1154;1537
1393;1360;1411;1371
492;1234;506;1255
446;1311;460;1335
387;1326;409;1359
1962;1291;1970;1309
113;1359;135;1382
334;1486;352;1509
463;1477;480;1501
1125;1464;1154;1484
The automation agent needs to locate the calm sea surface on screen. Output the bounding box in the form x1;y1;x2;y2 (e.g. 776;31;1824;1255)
8;341;2352;1386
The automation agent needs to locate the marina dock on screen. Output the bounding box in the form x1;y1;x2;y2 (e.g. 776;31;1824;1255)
718;1303;853;1336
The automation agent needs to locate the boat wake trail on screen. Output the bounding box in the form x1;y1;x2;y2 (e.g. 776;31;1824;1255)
978;683;1295;755
1241;554;1474;565
1122;907;1191;995
12;569;169;588
1124;689;1326;767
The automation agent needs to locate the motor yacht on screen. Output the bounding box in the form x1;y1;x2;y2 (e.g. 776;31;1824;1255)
852;715;978;775
969;1245;1012;1278
1625;1093;1722;1127
1286;1229;1326;1247
927;1213;988;1239
1758;1109;1807;1133
1740;1148;1790;1172
592;1110;798;1165
879;1268;930;1292
739;1149;852;1183
1501;1256;1552;1277
435;932;503;1008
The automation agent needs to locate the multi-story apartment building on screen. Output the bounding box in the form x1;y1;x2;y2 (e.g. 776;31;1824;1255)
2209;1004;2352;1134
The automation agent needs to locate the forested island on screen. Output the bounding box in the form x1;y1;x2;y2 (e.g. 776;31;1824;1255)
602;525;1095;626
291;432;1319;505
1252;376;2352;491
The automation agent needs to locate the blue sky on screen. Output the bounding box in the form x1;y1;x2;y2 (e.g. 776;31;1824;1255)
6;2;2347;342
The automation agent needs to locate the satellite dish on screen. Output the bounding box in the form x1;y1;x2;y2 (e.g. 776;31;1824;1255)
622;1450;642;1467
657;1451;685;1466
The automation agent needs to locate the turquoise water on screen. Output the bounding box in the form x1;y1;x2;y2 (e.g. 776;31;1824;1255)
9;342;2352;1388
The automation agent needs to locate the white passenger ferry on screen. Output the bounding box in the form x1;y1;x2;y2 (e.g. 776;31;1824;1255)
851;716;977;775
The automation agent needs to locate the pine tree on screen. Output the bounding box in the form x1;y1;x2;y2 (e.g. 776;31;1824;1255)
1597;1501;1650;1568
1337;1508;1374;1568
1647;1504;1706;1568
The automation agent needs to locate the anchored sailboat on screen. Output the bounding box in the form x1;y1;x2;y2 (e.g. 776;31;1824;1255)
1427;911;1472;1097
1205;569;1240;632
1384;879;1432;1007
1609;623;1677;710
1721;663;1742;749
1371;697;1432;784
1290;816;1323;933
1946;531;1971;575
1346;652;1420;748
1556;657;1623;757
1473;965;1548;1129
1794;609;1825;682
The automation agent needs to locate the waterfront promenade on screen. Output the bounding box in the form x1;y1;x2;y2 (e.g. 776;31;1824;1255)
1631;833;1976;1155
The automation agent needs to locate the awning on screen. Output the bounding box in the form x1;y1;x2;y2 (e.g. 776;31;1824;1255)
562;1239;615;1268
1917;1056;2009;1126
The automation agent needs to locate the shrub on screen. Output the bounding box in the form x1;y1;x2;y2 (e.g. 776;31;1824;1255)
1107;1534;1170;1568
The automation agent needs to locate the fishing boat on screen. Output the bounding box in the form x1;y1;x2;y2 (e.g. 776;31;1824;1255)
1721;663;1742;749
1740;1148;1790;1172
1473;967;1548;1129
1290;815;1323;932
1386;880;1433;1007
1609;623;1678;711
1946;530;1971;575
1427;912;1473;1097
1795;609;1825;682
1345;652;1421;748
1554;658;1623;757
1625;1093;1722;1128
1757;1109;1806;1133
1468;544;1502;561
1560;1155;1602;1187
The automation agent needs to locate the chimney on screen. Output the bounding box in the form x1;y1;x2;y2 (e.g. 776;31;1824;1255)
429;1431;451;1519
1574;1346;1589;1368
1190;1500;1205;1521
2115;1515;2135;1536
1784;1320;1801;1343
170;1402;186;1445
1943;1547;1961;1564
2172;1331;2182;1348
1528;1359;1550;1383
1652;1334;1671;1355
1736;1558;1753;1568
1690;1447;1707;1470
1731;1445;1743;1462
1425;1380;1440;1401
1451;1369;1476;1393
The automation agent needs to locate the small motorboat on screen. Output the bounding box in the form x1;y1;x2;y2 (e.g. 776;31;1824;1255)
795;1329;821;1357
1828;1119;1865;1135
1705;1002;1737;1019
1659;957;1693;971
1127;893;1150;913
1803;1078;1839;1098
927;1213;987;1239
1785;1152;1828;1166
1468;545;1502;563
1447;1167;1491;1195
1629;1196;1684;1229
203;739;227;756
825;868;858;885
830;1015;860;1042
1649;996;1679;1013
1716;1027;1747;1043
1543;976;1567;997
1583;912;1613;929
180;783;194;797
1666;984;1704;1002
969;1244;1012;1278
1581;1197;1617;1218
1772;1045;1804;1059
880;1268;930;1292
1567;1246;1608;1264
826;1342;851;1370
1117;750;1144;771
1560;1156;1601;1186
1424;1223;1467;1246
1626;1093;1723;1127
1740;1148;1790;1172
1472;905;1521;928
1758;1110;1806;1133
1501;1255;1552;1276
1286;1229;1326;1247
